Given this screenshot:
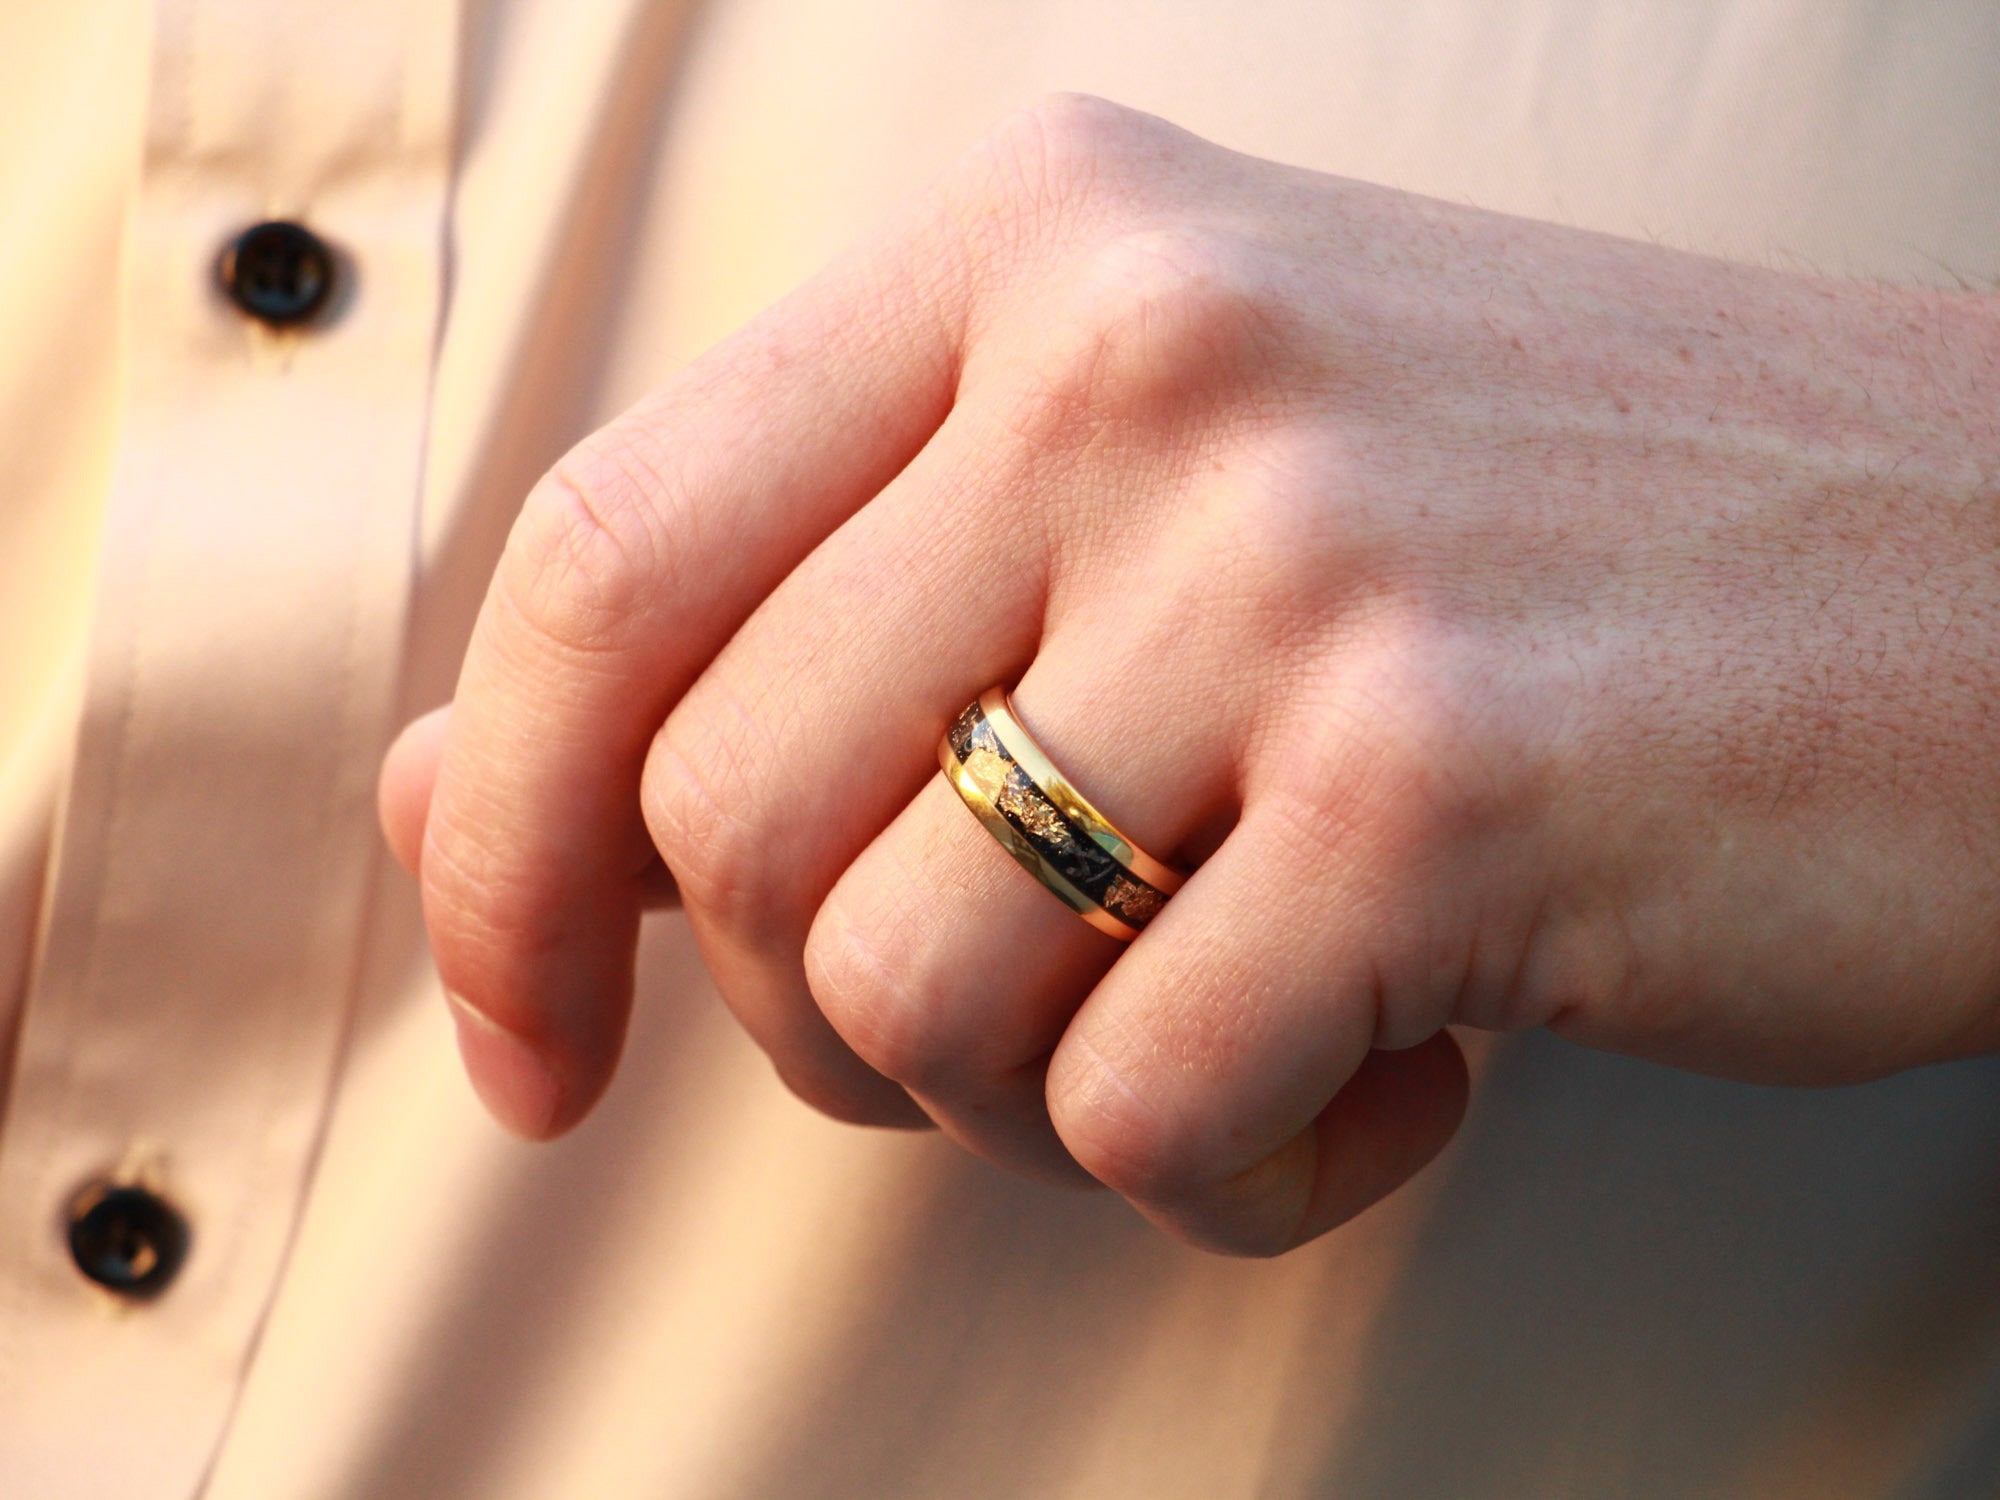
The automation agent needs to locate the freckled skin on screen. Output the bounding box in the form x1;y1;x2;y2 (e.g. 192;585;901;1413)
388;96;2000;1256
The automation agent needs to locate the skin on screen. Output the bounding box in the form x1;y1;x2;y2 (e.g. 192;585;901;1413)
379;96;2000;1257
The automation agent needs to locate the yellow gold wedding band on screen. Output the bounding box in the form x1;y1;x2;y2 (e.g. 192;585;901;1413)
938;687;1186;941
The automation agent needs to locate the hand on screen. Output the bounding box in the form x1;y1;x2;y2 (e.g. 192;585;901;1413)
381;96;2000;1255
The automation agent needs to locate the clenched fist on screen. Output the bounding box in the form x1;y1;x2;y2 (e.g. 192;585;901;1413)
380;96;2000;1255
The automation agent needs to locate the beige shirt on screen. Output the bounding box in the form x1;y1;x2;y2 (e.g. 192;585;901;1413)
4;2;1999;1496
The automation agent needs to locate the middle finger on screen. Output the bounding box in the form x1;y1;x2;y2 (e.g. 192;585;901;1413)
638;392;1054;1125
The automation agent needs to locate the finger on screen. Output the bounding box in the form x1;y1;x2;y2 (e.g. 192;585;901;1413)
639;394;1050;1128
806;772;1116;1185
1045;799;1471;1255
1286;1031;1467;1228
764;406;1257;1169
803;602;1246;1182
379;703;452;877
383;703;681;906
421;189;973;1139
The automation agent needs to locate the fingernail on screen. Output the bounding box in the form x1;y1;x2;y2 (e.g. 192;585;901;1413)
446;993;561;1139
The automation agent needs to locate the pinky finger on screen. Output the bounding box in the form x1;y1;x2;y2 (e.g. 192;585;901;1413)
1071;1031;1467;1256
1045;811;1470;1256
1284;1032;1466;1244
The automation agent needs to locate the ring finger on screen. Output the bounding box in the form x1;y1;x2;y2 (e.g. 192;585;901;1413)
638;394;1063;1125
805;547;1254;1180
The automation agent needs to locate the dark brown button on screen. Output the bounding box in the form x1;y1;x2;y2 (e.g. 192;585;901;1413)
67;1182;189;1298
217;220;335;327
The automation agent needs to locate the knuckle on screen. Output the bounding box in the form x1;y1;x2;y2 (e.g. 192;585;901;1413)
1269;618;1501;861
803;900;951;1091
1052;1035;1313;1255
1060;1108;1197;1207
1048;1039;1205;1204
969;92;1143;205
1002;92;1148;173
500;428;683;655
640;724;785;941
1138;428;1356;653
946;94;1156;275
1222;429;1353;581
1266;723;1452;896
1035;228;1292;435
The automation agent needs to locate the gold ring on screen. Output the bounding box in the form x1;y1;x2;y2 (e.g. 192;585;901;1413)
938;687;1185;941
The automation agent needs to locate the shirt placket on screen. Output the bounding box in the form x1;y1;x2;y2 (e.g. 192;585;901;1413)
0;1;459;1494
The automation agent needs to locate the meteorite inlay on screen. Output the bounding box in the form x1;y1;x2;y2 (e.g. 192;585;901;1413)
945;694;1172;933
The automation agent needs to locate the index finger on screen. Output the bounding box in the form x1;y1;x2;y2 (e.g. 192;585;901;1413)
420;197;971;1137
